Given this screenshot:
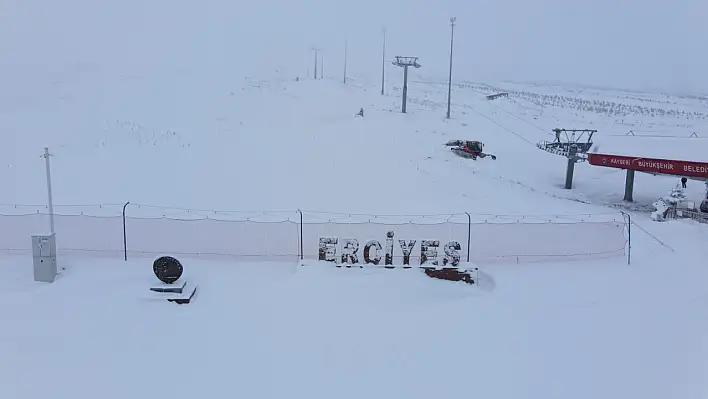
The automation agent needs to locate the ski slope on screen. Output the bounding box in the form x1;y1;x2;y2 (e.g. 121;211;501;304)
7;76;706;214
2;1;708;398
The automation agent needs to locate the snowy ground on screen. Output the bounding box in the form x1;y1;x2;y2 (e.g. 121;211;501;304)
0;231;706;399
1;75;706;398
3;4;708;398
6;75;707;214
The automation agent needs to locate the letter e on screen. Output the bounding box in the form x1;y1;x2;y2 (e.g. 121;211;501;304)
420;240;440;266
318;237;338;262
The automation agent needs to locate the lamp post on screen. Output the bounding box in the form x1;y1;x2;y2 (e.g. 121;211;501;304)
311;47;321;79
446;17;456;119
381;27;386;95
343;37;347;84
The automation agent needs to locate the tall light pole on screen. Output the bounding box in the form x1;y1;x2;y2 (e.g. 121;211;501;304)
381;27;386;95
41;147;55;235
312;48;318;79
343;37;348;84
446;17;456;119
311;47;321;79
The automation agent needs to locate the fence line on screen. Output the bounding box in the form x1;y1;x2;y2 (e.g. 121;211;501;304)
0;203;630;265
665;206;708;224
0;202;629;221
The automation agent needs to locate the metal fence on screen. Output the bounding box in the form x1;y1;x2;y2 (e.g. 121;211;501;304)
0;203;630;265
665;207;708;224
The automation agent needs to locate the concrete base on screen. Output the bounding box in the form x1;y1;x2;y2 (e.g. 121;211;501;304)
144;280;198;305
150;280;187;294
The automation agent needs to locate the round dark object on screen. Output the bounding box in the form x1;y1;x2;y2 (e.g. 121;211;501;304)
153;256;183;284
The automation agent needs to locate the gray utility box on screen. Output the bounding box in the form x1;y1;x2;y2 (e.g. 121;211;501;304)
32;234;57;283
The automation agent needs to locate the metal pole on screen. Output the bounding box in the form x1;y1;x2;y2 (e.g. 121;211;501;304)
402;65;408;113
465;212;471;262
343;37;347;84
624;169;635;202
43;147;55;235
619;211;631;265
299;210;304;260
122;201;130;261
320;53;323;79
627;212;631;265
446;17;456;119
314;51;318;79
565;157;575;189
381;27;386;95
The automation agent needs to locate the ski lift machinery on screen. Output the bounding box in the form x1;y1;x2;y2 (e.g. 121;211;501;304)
537;129;596;189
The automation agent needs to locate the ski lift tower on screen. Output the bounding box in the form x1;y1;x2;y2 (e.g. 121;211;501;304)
392;56;421;113
537;128;596;189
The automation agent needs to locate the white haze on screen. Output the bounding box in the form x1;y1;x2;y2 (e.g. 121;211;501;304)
0;0;705;94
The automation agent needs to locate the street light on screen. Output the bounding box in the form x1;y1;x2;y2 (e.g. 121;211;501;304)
311;47;321;79
381;27;386;95
446;17;456;119
343;37;347;84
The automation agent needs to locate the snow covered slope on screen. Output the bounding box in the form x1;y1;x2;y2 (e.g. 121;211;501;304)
1;69;706;398
0;75;599;215
0;251;706;399
2;1;708;398
7;73;707;214
3;0;707;213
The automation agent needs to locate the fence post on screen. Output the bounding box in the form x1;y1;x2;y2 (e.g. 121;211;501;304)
122;201;130;261
627;213;631;265
297;209;304;260
621;211;631;265
465;212;471;262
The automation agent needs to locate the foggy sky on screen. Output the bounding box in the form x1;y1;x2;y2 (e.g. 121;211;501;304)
1;0;706;93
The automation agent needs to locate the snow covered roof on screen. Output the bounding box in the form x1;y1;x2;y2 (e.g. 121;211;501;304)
588;135;708;163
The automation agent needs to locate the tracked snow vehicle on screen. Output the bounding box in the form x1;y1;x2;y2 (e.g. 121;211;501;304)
445;140;497;160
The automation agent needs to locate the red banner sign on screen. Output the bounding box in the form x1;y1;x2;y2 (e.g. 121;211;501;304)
588;153;708;178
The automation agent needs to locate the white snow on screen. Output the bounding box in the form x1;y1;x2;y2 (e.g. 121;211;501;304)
2;1;708;398
1;248;706;399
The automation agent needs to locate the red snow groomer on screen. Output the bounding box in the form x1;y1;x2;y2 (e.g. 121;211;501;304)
445;140;497;160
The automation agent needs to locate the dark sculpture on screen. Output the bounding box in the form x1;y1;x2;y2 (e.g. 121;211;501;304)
423;267;476;285
153;256;183;284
